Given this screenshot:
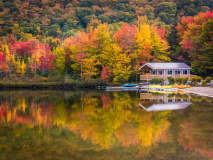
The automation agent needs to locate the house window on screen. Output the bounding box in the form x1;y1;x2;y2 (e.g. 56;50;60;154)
183;99;188;102
175;70;181;74
168;99;173;103
183;70;188;74
167;70;172;75
175;99;181;102
152;71;156;75
159;71;163;75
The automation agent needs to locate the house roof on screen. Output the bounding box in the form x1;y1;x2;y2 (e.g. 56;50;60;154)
138;62;191;70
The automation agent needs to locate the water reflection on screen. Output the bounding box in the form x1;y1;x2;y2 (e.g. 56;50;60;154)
139;92;192;111
0;90;212;159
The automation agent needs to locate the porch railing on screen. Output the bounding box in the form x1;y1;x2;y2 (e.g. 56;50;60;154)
140;74;196;80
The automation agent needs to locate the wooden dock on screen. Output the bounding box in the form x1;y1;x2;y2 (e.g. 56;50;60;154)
105;86;149;91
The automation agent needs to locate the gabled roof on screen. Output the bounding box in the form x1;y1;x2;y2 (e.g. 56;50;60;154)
138;62;191;70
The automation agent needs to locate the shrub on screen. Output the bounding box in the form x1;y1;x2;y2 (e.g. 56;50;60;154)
181;77;188;84
41;77;49;82
205;77;212;83
191;76;202;84
201;80;206;86
175;77;182;84
167;76;175;84
151;78;163;84
87;79;109;87
48;73;63;82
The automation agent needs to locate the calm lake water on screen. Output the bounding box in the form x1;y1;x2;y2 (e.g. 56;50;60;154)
0;89;213;160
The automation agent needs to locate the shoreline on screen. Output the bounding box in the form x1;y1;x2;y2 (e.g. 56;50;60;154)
179;87;213;98
0;81;109;89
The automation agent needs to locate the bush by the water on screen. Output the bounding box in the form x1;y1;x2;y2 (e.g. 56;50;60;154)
151;78;163;84
205;77;212;83
174;77;188;84
201;80;206;86
191;76;202;84
0;74;109;89
181;77;188;84
167;77;175;84
175;77;182;84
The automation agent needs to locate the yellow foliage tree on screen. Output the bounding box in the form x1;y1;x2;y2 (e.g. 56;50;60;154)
54;46;65;74
82;56;100;80
103;43;132;84
91;23;111;58
136;24;152;50
15;60;26;76
151;27;170;61
136;24;170;62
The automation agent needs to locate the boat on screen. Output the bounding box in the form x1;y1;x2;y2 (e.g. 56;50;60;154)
178;84;191;89
122;83;137;87
148;85;178;92
105;86;141;91
174;84;191;89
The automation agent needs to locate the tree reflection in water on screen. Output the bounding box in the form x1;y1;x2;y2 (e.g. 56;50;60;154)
0;90;212;159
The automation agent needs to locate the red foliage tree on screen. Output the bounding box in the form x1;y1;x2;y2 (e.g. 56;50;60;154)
137;45;154;66
156;27;166;40
38;44;55;73
11;41;33;58
100;65;112;82
0;50;8;74
113;24;137;53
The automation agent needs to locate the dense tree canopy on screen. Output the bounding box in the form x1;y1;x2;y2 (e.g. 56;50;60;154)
0;0;212;38
0;21;172;84
0;0;212;80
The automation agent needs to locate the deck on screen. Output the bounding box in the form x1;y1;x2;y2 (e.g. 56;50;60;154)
140;74;196;80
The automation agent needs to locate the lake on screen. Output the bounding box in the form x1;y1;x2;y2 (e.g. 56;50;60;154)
0;89;212;160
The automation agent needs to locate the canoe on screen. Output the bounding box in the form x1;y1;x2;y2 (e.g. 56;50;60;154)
122;83;137;87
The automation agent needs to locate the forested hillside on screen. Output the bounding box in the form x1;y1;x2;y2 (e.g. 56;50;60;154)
0;0;212;38
0;0;212;83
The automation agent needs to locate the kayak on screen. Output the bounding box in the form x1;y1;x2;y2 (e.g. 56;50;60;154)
149;85;161;88
149;85;175;89
178;85;191;89
122;83;137;87
174;83;191;89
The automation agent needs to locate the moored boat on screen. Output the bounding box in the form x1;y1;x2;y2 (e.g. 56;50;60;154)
177;84;191;89
148;85;178;91
122;83;137;87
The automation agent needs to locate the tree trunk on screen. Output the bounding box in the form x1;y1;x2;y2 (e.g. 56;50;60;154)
81;59;83;81
9;69;11;77
89;69;91;80
65;68;67;82
35;61;37;77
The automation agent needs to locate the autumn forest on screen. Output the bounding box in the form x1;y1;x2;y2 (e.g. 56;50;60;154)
0;0;213;84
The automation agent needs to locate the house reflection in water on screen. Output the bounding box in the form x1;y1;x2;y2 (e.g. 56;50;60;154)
139;92;192;112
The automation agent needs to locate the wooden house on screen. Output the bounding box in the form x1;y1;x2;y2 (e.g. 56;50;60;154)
138;62;195;81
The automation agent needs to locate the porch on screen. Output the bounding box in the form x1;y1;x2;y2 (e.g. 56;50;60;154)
140;74;196;80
